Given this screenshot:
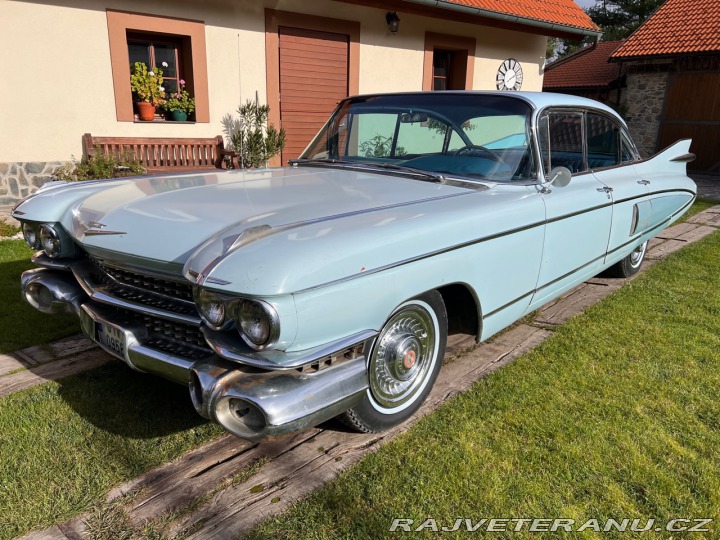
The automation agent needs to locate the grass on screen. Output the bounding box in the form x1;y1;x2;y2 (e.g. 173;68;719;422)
0;240;80;353
0;200;716;539
248;229;720;539
0;364;223;539
0;221;20;238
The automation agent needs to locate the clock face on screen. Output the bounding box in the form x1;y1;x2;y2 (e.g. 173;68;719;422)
496;58;523;91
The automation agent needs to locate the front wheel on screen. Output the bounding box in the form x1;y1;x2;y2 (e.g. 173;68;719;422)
341;291;447;433
606;240;648;278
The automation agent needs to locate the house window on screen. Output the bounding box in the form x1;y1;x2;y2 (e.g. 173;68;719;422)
423;33;475;91
106;10;209;122
432;50;454;91
128;34;183;95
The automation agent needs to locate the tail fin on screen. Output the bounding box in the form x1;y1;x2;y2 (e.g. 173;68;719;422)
635;139;694;177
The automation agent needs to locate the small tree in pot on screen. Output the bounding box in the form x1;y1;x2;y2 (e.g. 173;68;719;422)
225;99;285;168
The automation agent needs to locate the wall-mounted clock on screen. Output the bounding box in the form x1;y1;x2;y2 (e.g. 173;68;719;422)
496;58;523;91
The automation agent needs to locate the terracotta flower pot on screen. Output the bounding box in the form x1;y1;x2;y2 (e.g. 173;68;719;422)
136;102;155;121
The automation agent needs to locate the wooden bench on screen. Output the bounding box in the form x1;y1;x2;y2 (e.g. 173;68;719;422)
83;133;234;173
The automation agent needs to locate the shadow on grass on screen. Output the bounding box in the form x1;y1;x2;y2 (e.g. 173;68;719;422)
54;361;209;438
0;242;80;354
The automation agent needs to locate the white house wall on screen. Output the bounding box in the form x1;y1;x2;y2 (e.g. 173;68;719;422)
0;0;548;164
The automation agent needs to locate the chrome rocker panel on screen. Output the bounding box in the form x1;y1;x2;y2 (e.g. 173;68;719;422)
20;268;373;441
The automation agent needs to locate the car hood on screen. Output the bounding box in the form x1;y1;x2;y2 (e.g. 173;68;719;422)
67;167;472;270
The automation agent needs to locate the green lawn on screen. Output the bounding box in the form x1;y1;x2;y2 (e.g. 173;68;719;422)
0;240;80;353
0;202;717;539
0;365;223;539
249;230;720;539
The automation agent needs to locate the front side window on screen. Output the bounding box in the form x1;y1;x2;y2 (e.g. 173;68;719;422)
538;112;584;174
302;94;535;182
586;113;619;169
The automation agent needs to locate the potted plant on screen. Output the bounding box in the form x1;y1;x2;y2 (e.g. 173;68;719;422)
130;62;166;121
163;80;195;122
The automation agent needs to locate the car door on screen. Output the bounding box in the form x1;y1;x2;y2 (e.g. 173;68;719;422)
528;110;613;310
586;112;651;261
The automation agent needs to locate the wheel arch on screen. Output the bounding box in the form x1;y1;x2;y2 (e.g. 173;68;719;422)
434;282;482;341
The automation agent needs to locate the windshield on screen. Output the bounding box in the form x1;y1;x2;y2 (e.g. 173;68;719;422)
300;93;536;182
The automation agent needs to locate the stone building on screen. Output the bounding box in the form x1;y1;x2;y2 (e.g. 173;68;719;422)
609;0;720;173
544;0;720;172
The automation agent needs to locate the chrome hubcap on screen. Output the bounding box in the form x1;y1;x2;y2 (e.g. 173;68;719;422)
369;304;436;410
630;241;648;268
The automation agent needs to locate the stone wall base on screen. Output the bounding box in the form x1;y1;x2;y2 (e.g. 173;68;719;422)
0;161;64;221
621;71;669;158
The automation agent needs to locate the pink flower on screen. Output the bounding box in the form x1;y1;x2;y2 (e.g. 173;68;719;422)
179;79;185;85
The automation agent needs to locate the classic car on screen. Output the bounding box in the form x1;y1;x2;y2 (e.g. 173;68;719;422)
14;91;696;441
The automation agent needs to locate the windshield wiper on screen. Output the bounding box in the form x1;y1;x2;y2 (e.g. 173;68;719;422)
288;158;354;166
353;162;446;184
289;158;446;184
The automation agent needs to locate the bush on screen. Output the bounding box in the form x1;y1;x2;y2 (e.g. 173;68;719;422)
224;100;285;169
53;149;146;181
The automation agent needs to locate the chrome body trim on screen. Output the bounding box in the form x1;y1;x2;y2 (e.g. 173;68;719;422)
202;327;377;371
20;268;374;441
189;351;370;442
31;252;74;271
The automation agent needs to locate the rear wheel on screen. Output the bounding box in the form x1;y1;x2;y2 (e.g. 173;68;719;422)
341;291;447;433
606;240;648;278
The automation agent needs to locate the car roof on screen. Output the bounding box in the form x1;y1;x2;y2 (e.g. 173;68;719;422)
347;90;625;126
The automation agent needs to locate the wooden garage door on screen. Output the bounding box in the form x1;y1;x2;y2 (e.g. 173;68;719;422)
279;27;349;164
657;72;720;173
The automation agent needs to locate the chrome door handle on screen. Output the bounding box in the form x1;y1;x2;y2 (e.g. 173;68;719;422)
637;179;651;185
596;187;613;193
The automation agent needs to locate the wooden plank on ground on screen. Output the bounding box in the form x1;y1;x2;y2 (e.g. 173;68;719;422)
646;239;686;259
676;225;717;243
535;283;620;326
656;222;699;239
173;324;552;539
0;353;35;377
18;525;71;540
0;349;114;398
688;210;720;227
16;335;95;366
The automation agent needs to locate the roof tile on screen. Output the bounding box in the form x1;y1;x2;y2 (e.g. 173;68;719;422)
442;0;599;31
544;41;625;88
611;0;720;58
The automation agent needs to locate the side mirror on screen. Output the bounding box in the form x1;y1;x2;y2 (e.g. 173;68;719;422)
547;166;572;188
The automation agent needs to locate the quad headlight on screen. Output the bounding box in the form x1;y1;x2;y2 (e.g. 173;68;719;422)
22;222;77;259
39;224;62;258
22;222;41;249
236;299;279;350
195;289;228;329
194;289;281;350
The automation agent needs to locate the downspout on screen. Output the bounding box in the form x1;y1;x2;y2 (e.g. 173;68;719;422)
402;0;603;39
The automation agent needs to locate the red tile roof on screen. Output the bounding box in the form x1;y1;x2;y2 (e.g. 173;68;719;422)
611;0;720;59
544;41;625;88
430;0;600;32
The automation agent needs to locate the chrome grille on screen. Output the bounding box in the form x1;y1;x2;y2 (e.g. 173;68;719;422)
141;314;207;349
96;260;194;302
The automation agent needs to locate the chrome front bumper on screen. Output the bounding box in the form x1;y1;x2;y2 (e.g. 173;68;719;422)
21;268;372;441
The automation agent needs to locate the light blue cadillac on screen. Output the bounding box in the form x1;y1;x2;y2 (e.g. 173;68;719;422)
14;92;696;440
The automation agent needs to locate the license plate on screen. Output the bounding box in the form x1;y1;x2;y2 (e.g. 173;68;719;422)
96;321;127;359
